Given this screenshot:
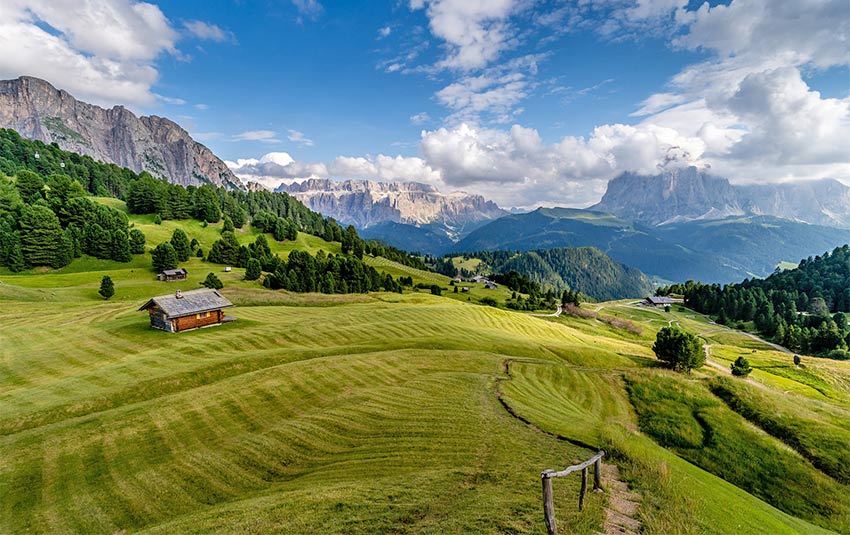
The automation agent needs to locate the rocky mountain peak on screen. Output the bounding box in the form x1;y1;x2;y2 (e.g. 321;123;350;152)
276;178;506;237
592;167;850;228
0;76;243;190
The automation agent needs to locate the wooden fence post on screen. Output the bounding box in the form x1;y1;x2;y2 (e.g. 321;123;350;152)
594;456;602;491
541;451;605;531
579;467;588;511
542;470;557;535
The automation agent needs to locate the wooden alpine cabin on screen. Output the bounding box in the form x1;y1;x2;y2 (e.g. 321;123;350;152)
138;289;234;333
157;268;188;282
643;296;680;307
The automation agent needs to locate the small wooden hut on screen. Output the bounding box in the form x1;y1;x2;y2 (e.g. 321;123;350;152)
138;289;234;333
157;268;188;282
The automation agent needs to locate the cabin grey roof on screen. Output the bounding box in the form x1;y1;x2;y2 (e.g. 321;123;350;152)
138;288;233;318
160;268;188;276
646;296;675;305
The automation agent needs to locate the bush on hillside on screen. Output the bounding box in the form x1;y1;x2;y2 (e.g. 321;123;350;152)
730;356;753;377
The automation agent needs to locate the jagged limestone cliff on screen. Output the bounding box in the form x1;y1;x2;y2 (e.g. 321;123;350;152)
592;167;850;228
277;178;505;238
0;76;243;189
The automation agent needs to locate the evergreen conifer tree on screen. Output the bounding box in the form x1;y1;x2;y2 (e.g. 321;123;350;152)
202;272;224;289
151;242;178;272
129;229;146;254
245;258;261;281
98;275;115;300
170;229;191;262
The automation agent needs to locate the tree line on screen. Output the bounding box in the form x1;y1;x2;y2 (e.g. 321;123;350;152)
658;245;850;358
0;171;139;270
440;247;652;301
0;129;427;283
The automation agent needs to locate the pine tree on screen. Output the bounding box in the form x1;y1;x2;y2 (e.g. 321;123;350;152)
170;228;191;262
245;258;261;281
129;229;146;254
98;275;115;300
207;231;241;265
194;185;221;223
731;356;753;377
222;215;234;233
151;242;178;272
652;326;705;374
52;229;74;269
14;170;45;201
19;204;62;266
6;233;25;272
202;272;224;289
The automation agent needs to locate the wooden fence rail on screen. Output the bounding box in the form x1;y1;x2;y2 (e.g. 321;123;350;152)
541;450;605;535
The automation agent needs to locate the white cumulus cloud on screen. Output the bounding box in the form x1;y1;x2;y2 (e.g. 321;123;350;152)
0;0;233;107
410;0;522;71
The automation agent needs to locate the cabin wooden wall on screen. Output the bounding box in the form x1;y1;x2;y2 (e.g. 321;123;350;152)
148;308;174;332
173;310;223;332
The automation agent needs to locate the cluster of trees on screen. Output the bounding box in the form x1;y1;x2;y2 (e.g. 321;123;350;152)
0;128;424;266
0;129;432;298
264;250;404;294
443;247;652;301
0;129;130;197
0;171;139;271
658;246;850;358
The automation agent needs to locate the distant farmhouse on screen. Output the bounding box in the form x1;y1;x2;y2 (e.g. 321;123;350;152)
139;289;234;333
484;281;498;290
157;268;188;282
643;296;681;307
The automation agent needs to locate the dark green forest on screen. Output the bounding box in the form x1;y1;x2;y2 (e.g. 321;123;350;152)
445;247;654;301
659;246;850;358
0;128;421;295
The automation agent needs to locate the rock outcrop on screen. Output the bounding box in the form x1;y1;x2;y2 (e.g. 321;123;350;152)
592;167;850;228
0;76;243;189
277;178;505;239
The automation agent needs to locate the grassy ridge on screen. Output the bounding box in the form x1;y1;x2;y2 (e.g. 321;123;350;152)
499;361;838;534
709;376;850;484
626;372;850;532
3;225;850;534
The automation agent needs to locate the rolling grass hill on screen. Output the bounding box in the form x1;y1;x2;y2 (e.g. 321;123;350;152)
2;216;850;534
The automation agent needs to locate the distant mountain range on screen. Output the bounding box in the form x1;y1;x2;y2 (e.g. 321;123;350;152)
0;76;242;190
454;207;849;283
277;178;506;240
592;166;850;228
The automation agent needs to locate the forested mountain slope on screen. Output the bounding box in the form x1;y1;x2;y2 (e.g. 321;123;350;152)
661;245;850;357
453;247;654;300
455;207;849;283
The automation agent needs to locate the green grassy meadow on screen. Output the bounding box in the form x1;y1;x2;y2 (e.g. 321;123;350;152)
2;215;850;534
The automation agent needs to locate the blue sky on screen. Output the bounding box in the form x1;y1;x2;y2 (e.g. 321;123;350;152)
2;0;848;207
151;1;715;160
